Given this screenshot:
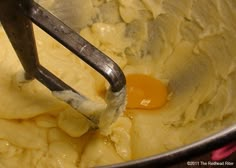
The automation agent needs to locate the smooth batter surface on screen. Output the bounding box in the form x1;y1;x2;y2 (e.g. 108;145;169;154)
0;0;236;167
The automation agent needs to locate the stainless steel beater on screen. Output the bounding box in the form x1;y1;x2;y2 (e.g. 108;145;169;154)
0;0;126;127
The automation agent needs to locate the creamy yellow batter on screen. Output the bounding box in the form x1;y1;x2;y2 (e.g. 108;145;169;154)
0;0;236;167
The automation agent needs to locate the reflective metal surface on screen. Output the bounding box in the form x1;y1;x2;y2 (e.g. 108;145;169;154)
0;0;126;124
100;125;236;167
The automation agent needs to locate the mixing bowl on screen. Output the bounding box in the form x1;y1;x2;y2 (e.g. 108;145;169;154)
0;0;236;167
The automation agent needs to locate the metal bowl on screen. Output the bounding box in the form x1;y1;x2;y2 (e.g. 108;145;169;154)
37;1;236;167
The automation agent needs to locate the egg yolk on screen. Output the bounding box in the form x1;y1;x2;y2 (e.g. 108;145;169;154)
126;74;167;110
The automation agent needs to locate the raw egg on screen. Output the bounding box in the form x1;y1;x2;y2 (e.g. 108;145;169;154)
126;74;167;110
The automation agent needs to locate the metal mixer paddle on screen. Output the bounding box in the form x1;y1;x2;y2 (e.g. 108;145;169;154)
0;0;126;128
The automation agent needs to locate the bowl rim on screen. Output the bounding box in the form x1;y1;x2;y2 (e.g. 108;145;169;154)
99;124;236;168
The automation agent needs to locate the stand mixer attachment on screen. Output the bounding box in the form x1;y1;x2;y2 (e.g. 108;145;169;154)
0;0;126;128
